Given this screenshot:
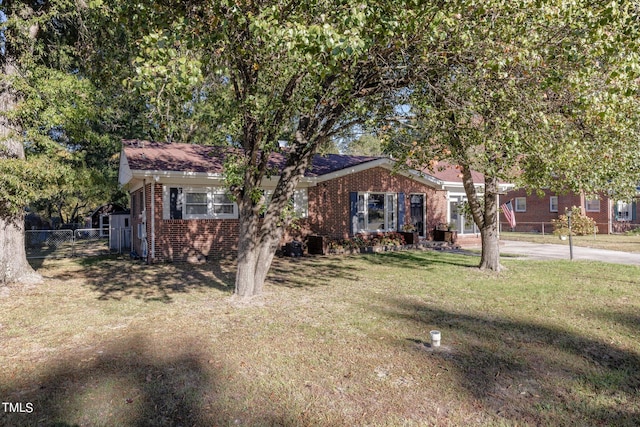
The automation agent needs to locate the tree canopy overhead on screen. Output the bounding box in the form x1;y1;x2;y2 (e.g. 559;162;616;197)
383;0;640;270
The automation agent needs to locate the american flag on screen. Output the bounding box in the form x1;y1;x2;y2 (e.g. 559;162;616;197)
501;200;516;229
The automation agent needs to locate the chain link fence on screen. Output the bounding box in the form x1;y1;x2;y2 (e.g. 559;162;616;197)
26;228;131;259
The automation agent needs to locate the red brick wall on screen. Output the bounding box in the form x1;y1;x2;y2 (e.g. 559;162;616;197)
140;167;448;262
142;183;237;262
156;218;239;262
502;189;612;234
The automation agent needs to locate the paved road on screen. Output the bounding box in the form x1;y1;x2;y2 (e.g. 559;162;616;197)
496;240;640;266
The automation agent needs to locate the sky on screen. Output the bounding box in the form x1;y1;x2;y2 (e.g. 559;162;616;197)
0;1;5;56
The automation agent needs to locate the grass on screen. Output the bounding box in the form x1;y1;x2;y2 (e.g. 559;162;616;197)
1;251;639;426
500;231;640;253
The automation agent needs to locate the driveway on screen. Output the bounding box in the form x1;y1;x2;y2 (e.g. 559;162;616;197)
497;240;640;266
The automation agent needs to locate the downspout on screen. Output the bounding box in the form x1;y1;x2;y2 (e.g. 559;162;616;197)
142;178;148;264
151;175;159;262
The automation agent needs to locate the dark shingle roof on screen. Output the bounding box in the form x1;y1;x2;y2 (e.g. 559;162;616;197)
122;140;382;177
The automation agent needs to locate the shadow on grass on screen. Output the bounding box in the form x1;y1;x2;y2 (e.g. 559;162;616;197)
0;335;302;427
74;257;234;302
267;255;360;288
589;307;640;336
0;335;215;426
37;254;360;301
380;298;640;426
360;250;480;270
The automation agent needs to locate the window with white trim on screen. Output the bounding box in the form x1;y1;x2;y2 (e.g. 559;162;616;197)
293;189;309;218
163;186;238;219
356;192;397;232
212;193;236;215
616;201;632;221
515;197;527;212
585;198;600;212
261;189;308;218
185;191;208;216
549;196;558;213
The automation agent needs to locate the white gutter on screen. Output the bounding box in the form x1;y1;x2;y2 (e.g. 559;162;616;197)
127;169;223;181
125;160;446;190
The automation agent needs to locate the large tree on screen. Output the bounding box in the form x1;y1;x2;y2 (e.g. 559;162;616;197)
217;1;429;297
0;59;43;285
0;0;66;285
117;0;434;297
385;0;640;271
1;0;128;285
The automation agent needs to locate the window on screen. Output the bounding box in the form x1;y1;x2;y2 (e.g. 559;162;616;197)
212;193;235;215
515;197;527;212
185;191;208;215
261;189;308;218
293;189;309;218
163;186;238;219
585;198;600;212
549;196;558;213
616;201;632;221
356;192;397;232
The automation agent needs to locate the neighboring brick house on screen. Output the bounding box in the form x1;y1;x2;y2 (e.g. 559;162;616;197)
500;188;639;234
118;140;456;262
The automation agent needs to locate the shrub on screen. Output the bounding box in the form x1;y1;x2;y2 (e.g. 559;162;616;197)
552;206;597;236
327;232;406;251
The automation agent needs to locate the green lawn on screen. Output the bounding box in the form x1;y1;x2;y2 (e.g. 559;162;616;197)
1;252;639;426
500;231;640;253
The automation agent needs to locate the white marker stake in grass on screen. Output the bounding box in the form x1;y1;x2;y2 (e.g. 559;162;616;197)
430;330;441;347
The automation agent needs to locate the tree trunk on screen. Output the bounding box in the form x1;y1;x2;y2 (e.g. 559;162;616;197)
234;205;259;297
0;57;42;286
1;60;43;286
478;175;501;271
233;201;285;298
460;164;502;272
0;215;42;286
233;133;315;298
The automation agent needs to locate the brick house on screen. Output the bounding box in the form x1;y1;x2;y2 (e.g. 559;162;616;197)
118;140;461;262
500;188;639;234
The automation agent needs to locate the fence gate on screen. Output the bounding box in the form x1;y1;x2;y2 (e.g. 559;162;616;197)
25;228;131;259
73;228;109;257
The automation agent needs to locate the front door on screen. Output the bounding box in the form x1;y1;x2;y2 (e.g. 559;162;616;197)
410;194;425;236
